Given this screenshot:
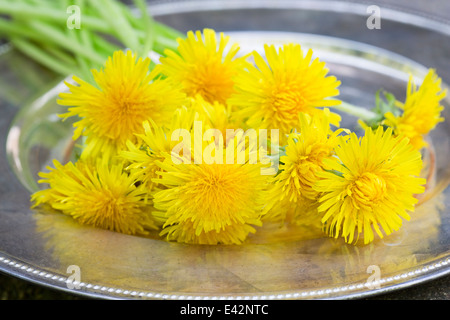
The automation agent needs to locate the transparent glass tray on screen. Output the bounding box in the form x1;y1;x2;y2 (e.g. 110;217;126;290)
1;0;449;299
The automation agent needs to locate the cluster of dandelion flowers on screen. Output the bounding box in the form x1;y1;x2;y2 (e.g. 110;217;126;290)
314;126;426;244
383;69;447;150
151;133;272;245
157;28;249;105
263;110;348;226
31;159;157;236
120;106;198;194
28;27;443;247
230;43;341;143
58;50;186;161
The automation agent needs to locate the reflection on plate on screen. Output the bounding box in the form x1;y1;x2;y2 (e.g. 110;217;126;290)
1;1;449;299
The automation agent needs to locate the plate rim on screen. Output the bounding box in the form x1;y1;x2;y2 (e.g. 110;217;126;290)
1;250;449;300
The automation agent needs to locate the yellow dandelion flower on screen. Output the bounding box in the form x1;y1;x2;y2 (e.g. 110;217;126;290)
58;50;186;160
314;126;426;244
189;95;280;169
121;95;256;197
31;159;157;236
31;160;93;209
120;106;197;192
229;43;341;143
157;28;249;105
151;132;271;245
189;94;244;141
264;110;347;225
384;69;446;150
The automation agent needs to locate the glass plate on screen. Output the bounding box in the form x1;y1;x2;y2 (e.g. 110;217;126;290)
1;0;449;300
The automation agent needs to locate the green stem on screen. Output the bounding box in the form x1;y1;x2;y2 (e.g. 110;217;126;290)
93;36;121;57
0;0;184;80
28;20;107;65
65;22;95;82
0;1;183;50
133;0;155;57
10;38;75;76
331;101;378;122
92;0;139;52
41;44;77;66
118;0;184;40
0;18;37;39
0;18;107;67
152;37;179;54
0;2;110;32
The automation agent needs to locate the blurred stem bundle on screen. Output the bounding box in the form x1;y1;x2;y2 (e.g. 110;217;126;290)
0;0;183;83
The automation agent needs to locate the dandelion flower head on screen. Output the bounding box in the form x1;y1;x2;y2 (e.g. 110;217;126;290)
58;50;186;160
151;131;272;245
314;126;426;244
121;106;197;193
229;43;341;143
384;69;446;150
264;110;347;225
31;159;157;235
157;28;249;105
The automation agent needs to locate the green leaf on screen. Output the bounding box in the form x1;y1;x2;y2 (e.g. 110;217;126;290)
359;89;401;130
